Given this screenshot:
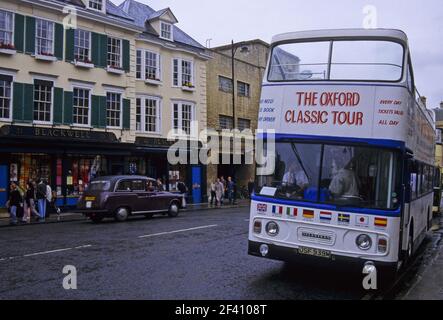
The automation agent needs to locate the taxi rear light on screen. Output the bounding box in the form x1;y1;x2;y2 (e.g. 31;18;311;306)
378;238;388;253
254;220;262;234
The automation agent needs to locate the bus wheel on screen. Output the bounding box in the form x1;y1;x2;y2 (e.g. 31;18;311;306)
405;232;414;266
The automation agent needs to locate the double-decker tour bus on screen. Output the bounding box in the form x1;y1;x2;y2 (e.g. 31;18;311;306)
249;29;436;277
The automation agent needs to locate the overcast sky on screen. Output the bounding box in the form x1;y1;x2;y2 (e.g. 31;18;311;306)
113;0;442;108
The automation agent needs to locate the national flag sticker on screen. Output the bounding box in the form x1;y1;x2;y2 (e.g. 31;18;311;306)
338;213;350;225
303;209;315;219
374;217;388;228
356;215;369;227
272;205;283;215
287;207;298;218
257;203;267;213
319;211;332;223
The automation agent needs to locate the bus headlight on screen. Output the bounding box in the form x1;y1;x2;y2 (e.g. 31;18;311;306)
356;234;372;251
266;221;279;237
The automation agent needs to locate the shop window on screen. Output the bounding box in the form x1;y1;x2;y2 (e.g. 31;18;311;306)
10;154;52;188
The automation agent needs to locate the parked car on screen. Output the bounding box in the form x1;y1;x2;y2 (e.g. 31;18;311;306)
77;176;184;223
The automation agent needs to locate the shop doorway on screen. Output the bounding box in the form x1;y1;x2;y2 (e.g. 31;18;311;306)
0;165;8;208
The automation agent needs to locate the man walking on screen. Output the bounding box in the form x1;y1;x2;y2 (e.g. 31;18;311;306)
36;179;47;222
8;183;22;226
227;176;235;205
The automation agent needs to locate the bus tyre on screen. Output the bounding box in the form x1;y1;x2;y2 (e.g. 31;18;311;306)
405;233;414;266
115;207;129;222
168;202;179;218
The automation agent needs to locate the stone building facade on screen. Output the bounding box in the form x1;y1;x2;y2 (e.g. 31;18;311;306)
206;40;269;194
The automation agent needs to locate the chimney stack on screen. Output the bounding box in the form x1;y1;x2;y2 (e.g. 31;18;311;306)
440;101;443;109
420;96;427;107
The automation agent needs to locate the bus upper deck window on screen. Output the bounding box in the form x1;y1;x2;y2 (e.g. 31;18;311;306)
329;40;404;81
268;41;330;81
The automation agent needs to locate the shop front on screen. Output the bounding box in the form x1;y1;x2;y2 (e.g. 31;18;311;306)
134;137;207;203
0;125;134;209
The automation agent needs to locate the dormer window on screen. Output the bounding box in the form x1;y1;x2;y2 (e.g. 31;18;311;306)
89;0;104;12
160;22;173;41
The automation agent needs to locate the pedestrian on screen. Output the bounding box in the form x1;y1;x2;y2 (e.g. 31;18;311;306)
177;180;188;208
36;179;47;222
8;182;23;226
220;176;226;205
215;178;224;207
210;180;216;206
24;181;38;223
157;178;165;191
46;181;52;218
248;178;255;199
227;176;235;205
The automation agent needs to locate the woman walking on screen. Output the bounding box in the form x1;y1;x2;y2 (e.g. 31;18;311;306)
24;181;38;223
214;178;224;207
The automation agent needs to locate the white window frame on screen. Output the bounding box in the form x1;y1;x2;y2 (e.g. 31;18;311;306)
35;18;55;56
160;21;173;41
107;37;123;69
105;90;123;129
237;81;250;97
136;49;162;81
0;9;15;49
32;77;54;125
88;0;105;12
136;95;162;134
172;58;194;88
72;84;92;128
0;71;15;122
74;29;92;63
171;101;195;136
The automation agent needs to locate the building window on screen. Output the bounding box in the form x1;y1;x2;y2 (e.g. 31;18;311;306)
219;76;233;93
160;22;173;41
173;102;194;135
238;118;251;131
106;92;121;128
0;10;14;49
33;80;53;123
173;59;194;87
136;96;161;133
73;87;90;126
74;29;91;63
145;51;160;80
219;115;234;130
0;75;12;120
89;0;103;11
107;37;122;68
136;50;142;79
36;19;54;56
237;81;250;97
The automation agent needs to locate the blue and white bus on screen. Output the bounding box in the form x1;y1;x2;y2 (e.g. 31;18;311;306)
249;29;436;277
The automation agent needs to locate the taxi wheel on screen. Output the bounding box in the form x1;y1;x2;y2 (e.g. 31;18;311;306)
115;207;129;222
168;203;180;218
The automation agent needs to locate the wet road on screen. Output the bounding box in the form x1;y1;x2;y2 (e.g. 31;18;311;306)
0;207;388;299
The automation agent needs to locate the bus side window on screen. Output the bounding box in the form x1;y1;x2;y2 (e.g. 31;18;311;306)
410;161;418;200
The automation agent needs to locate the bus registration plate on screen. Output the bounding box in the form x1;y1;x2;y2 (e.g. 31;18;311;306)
297;246;331;259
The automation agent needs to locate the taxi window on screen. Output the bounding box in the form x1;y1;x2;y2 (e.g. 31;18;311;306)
116;180;132;192
132;180;146;191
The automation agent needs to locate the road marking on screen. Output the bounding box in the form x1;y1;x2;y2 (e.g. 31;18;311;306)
138;225;218;239
0;244;93;262
244;219;250;222
23;248;73;257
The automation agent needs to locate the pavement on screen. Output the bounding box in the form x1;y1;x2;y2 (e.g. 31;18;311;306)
400;213;443;300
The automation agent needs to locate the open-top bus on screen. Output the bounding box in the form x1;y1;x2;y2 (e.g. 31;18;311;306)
249;29;436;278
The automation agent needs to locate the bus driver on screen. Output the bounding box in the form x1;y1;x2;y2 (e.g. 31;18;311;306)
282;162;309;191
329;160;359;198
